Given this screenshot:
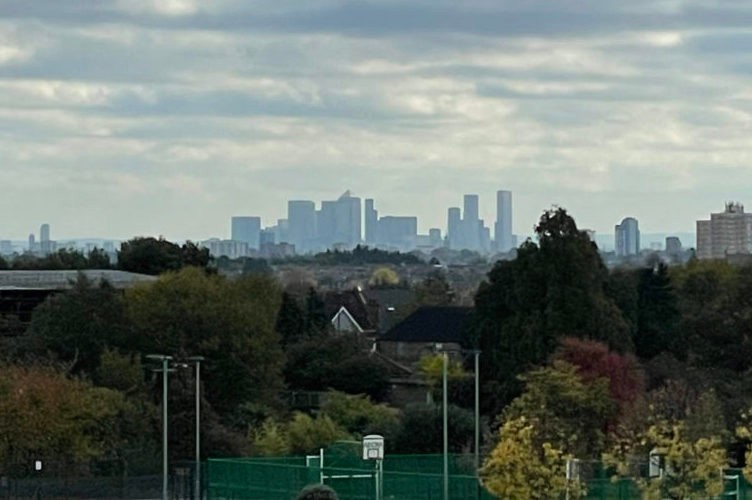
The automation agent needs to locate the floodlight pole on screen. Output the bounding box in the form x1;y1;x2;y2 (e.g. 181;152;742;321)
147;354;173;500
188;356;205;500
474;350;481;500
442;350;449;500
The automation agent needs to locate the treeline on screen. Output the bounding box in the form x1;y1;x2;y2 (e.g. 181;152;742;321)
276;245;424;266
0;248;111;270
0;237;210;274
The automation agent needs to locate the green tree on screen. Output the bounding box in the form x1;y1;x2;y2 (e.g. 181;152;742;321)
0;255;8;270
43;248;89;269
674;261;752;373
87;248;112;269
276;292;307;345
634;263;682;360
28;275;129;375
180;241;211;268
126;267;284;414
320;391;400;439
475;208;631;412
250;418;291;456
284;336;390;401
118;237;210;275
392;403;475;454
286;413;351;455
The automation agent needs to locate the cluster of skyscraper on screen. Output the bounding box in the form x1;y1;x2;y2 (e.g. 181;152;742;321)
446;192;515;253
218;190;517;258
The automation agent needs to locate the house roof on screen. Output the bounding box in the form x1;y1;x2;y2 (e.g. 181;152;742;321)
324;288;377;331
0;270;157;291
362;287;416;333
378;306;475;344
331;305;364;333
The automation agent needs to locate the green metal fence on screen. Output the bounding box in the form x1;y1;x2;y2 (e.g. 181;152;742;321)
584;468;752;499
207;453;495;500
207;453;752;500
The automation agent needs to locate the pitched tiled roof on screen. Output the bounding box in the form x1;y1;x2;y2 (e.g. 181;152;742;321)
324;288;377;331
378;306;474;344
362;287;415;333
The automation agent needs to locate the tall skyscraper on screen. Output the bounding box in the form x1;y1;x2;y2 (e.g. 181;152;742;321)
288;200;317;253
39;223;52;255
495;190;514;253
462;194;480;251
365;198;378;245
463;195;479;222
615;217;640;257
333;190;361;249
447;207;461;249
231;216;261;249
317;201;337;249
697;202;752;259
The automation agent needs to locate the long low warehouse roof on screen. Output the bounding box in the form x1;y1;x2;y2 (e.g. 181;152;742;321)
0;270;157;290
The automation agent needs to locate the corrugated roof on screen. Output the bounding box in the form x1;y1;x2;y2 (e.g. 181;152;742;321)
0;270;157;290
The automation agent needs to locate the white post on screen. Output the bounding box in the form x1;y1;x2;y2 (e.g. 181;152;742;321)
194;359;201;500
442;351;449;500
319;448;324;485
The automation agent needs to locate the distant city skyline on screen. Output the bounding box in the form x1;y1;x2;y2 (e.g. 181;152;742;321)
2;188;703;249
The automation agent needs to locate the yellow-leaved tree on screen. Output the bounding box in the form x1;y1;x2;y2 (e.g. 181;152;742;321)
481;361;611;499
480;416;578;499
607;420;725;499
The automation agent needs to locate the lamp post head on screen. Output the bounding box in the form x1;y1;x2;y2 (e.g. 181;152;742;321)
146;354;173;361
186;356;205;363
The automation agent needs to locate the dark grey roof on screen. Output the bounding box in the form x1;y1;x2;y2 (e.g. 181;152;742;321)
362;287;416;333
378;306;474;344
0;270;157;290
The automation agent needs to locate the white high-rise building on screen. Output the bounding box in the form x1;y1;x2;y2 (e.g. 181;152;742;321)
697;202;752;259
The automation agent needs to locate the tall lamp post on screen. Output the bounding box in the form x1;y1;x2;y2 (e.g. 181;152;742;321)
146;354;173;500
436;347;481;500
187;356;205;500
473;350;481;499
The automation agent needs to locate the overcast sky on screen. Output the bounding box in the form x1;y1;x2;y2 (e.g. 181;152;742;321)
1;0;751;241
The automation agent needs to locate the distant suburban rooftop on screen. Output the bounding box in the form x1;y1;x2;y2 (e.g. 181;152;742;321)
378;306;474;344
0;270;157;291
